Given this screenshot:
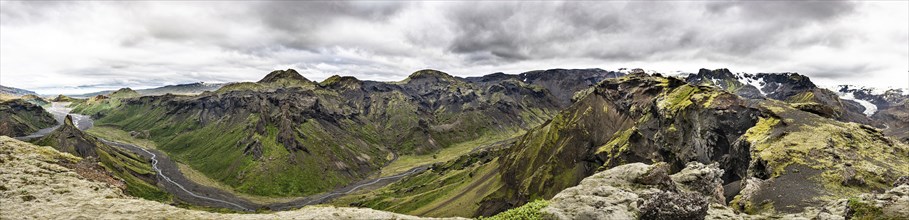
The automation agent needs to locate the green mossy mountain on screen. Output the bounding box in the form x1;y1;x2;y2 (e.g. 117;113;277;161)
0;99;56;137
73;68;621;198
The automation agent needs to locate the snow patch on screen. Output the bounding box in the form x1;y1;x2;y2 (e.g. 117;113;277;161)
838;91;877;116
734;73;767;95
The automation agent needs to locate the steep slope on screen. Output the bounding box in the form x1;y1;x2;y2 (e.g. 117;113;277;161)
0;99;56;137
0;136;450;219
34;115;171;201
77;68;612;199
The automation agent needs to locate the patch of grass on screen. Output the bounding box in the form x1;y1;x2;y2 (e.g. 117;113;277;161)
847;198;884;220
379;132;518;177
479;199;549;220
334;155;502;218
86;126;157;150
176;162;299;204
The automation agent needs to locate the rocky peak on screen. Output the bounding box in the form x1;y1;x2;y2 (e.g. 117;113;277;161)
405;69;458;82
109;88;139;98
63;115;75;127
52;95;74;102
258;69;310;83
36;114;100;158
320;75;362;87
319;75;364;91
753;72;816;90
694;68;735;79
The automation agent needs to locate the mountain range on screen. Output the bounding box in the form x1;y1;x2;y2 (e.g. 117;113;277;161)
1;67;907;219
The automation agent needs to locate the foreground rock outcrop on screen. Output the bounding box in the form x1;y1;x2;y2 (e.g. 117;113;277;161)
0;136;453;219
540;162;909;220
542;162;722;219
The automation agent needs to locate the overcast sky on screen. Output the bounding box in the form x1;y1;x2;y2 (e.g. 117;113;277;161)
1;1;907;94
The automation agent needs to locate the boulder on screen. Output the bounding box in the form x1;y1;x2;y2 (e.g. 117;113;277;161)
541;162;722;220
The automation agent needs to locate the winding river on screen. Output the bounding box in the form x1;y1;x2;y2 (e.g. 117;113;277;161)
19;102;428;212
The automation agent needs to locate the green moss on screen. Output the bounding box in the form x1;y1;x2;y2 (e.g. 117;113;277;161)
786;91;816;103
596;128;635;155
480;199;549;220
847;198;884;220
744;117;780;143
658;85;699;112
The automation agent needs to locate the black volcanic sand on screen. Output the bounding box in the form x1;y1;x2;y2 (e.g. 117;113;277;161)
748;164;825;213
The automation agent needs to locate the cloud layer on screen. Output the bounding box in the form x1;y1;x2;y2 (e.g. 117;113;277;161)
0;1;906;94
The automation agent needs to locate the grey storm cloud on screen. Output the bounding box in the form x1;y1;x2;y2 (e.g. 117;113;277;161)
444;1;859;62
0;1;905;94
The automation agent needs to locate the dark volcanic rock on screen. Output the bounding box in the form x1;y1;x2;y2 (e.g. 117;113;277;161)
893;176;909;187
639;191;709;220
36;115;100;158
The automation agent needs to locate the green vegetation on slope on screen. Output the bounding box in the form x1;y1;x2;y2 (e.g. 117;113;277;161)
333;149;504;217
480;200;549;220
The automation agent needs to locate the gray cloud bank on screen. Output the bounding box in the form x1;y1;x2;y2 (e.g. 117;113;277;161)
0;1;906;94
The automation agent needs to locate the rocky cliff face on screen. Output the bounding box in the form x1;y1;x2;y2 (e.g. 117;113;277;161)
475;73;909;216
0;99;56;137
